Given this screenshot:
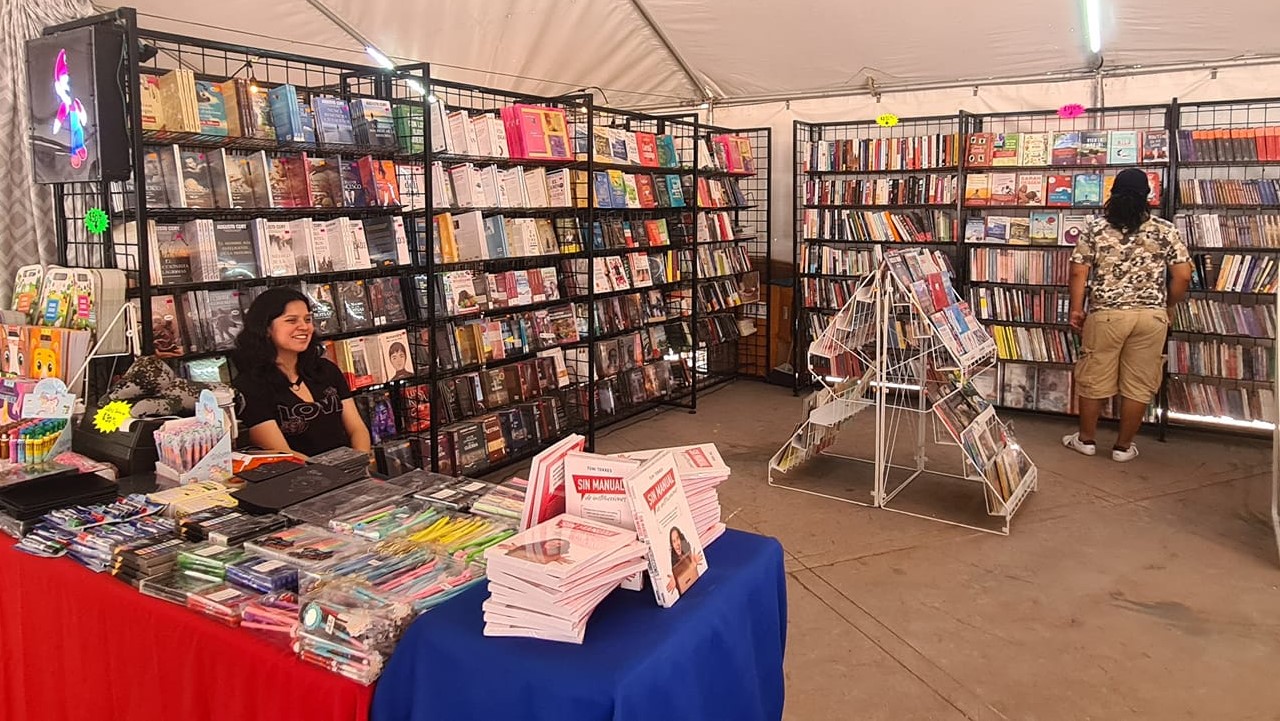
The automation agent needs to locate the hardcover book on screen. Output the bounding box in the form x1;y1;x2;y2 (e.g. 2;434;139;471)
1078;131;1108;166
991;133;1020;167
1019;133;1050;166
1046;174;1074;207
1016;173;1045;205
1073;173;1103;206
1108;130;1139;164
1051;132;1081;166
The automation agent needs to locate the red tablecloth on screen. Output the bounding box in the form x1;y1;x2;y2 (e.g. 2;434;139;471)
0;540;372;721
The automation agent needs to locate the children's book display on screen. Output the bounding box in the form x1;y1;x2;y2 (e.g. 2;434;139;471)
769;246;1037;534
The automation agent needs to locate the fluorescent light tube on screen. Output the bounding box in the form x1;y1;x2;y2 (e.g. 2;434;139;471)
1084;0;1102;54
365;46;395;70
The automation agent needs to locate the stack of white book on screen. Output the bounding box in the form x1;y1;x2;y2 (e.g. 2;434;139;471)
482;514;648;644
612;443;729;548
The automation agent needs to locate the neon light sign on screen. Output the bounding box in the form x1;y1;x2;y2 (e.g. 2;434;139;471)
51;48;88;169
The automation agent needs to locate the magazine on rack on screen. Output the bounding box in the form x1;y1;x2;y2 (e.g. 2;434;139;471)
624;451;708;608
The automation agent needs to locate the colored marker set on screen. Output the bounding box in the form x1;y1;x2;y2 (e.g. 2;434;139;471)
154;419;224;476
1;418;67;466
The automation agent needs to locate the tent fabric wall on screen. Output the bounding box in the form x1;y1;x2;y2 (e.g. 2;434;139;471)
708;64;1280;262
1;0;93;303
105;0;1280;109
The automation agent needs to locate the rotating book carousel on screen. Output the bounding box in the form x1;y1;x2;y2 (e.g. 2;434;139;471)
769;246;1038;534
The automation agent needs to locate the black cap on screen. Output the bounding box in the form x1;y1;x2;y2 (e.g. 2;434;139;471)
1111;167;1150;199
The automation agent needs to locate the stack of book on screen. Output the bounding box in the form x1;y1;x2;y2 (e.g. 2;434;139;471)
482;513;648;644
611;443;729;547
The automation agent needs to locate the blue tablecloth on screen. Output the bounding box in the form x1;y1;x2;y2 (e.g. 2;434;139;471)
371;529;787;721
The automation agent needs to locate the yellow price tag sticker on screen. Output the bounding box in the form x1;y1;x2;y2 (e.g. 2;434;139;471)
93;401;132;433
875;113;899;127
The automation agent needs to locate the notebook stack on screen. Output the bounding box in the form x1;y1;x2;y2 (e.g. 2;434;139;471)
612;443;729;547
482;514;648;644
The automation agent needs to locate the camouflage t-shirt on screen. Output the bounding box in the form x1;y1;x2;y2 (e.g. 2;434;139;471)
1069;216;1191;310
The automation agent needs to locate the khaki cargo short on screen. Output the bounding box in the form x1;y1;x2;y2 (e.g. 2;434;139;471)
1074;308;1168;403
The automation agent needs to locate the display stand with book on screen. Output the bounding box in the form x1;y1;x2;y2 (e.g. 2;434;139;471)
770;246;1037;534
793;113;965;390
961;104;1173;427
1168;97;1280;437
46;11;781;481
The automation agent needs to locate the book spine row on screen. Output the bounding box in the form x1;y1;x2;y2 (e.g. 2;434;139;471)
1170;297;1276;338
1175;212;1280;248
804;134;961;172
968;247;1072;286
803;174;956;205
1166;379;1277;424
800;245;876;276
969;286;1071;325
1177;127;1280;163
800;278;860;309
990;325;1079;364
801;208;953;242
1177;178;1280;206
1191;253;1280;293
1167;338;1273;381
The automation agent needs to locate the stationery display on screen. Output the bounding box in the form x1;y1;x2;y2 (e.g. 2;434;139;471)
327;499;443;541
306;446;371;476
281;477;414;526
187;582;262;626
148;480;237;518
402;512;516;562
482;513;648;644
244;524;370;570
240;591;300;635
224;555;302;593
112;536;186;586
153;391;233;485
295;585;415;685
0;418;69;466
139;568;222;605
177;541;250;580
470;477;527;520
232;464;360;514
410;472;493;512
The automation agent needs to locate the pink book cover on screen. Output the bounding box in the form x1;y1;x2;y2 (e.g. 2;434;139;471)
486;512;637;582
519;434;587;530
624;451;708;607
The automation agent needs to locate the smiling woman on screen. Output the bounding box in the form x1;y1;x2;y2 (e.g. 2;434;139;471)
231;287;372;459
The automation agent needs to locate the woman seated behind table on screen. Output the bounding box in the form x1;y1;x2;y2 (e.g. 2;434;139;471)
232;287;371;459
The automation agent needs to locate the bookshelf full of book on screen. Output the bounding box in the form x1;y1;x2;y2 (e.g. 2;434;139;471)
686;124;771;386
793;113;965;387
1169;97;1280;432
57;31;439;475
961;105;1174;422
52;19;778;480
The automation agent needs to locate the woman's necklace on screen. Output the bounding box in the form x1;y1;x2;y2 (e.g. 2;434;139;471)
287;376;304;390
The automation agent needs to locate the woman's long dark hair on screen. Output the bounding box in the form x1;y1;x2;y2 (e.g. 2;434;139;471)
1104;190;1150;235
233;287;325;386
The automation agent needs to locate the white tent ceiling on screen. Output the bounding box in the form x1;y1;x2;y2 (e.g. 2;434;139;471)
105;0;1280;109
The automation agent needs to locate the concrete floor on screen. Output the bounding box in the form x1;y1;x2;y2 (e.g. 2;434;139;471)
507;380;1280;720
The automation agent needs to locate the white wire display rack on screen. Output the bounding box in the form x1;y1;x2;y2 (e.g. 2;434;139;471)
769;246;1038;535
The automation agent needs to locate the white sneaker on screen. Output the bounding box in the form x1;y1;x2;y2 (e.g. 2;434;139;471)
1062;432;1097;456
1111;444;1139;462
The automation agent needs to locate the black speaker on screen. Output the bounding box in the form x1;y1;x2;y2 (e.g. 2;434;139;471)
25;23;130;184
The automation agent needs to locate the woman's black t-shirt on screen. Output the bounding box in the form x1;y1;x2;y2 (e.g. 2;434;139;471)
234;359;351;457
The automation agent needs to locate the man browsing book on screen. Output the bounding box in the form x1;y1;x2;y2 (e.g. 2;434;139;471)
1063;168;1191;462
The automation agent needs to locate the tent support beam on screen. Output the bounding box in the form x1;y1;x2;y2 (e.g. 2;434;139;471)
302;0;376;50
624;0;712;102
627;53;1280;112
